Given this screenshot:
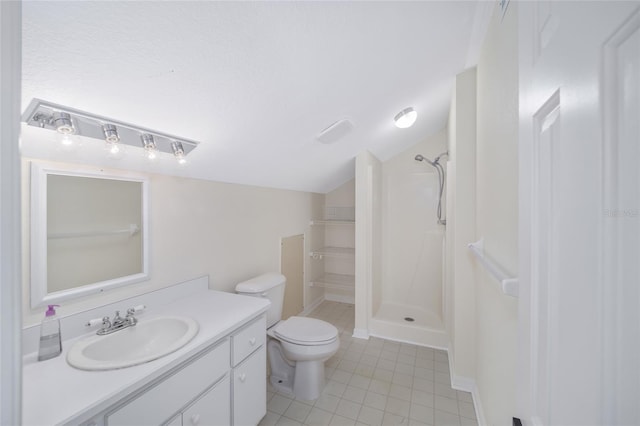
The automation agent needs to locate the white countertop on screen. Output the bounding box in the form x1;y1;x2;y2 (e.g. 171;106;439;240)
22;290;270;426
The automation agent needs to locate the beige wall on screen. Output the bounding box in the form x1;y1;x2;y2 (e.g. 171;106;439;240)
474;2;519;424
23;159;323;326
380;130;447;316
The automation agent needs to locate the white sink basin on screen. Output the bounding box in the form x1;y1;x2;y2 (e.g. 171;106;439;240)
67;316;199;371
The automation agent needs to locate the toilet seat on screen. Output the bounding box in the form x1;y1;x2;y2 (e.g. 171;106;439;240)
273;316;338;346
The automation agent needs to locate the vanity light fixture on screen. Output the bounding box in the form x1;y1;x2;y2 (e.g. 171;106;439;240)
140;134;158;160
171;141;187;164
394;107;417;129
21;99;200;162
53;111;74;134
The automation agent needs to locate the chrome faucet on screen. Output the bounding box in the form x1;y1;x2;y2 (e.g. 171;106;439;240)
86;305;146;335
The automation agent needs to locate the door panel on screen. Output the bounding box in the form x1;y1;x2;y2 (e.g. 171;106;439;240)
519;3;640;425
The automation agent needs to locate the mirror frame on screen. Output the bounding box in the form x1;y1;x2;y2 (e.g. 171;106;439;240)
30;162;149;308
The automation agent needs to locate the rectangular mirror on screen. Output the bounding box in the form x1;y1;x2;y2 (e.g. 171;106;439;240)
30;162;149;308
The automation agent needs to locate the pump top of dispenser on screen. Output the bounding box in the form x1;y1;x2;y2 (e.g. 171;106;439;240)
45;305;59;317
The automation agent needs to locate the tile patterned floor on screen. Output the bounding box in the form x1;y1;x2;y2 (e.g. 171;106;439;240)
259;301;478;426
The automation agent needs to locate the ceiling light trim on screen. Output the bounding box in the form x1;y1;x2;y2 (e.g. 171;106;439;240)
394;107;417;129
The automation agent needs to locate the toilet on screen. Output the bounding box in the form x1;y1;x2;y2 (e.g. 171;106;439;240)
236;273;339;400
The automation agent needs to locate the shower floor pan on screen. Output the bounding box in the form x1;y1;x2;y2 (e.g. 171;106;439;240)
369;302;448;348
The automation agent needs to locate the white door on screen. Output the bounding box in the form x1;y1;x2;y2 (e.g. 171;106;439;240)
518;2;640;425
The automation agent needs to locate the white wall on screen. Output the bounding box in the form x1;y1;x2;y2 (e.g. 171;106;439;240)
22;159;324;327
0;2;23;423
447;67;477;384
354;151;381;338
474;2;519;424
380;130;447;317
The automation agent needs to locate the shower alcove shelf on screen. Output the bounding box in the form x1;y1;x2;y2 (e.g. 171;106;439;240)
308;215;355;301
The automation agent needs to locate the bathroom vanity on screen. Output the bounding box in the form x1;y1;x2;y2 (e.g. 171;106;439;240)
22;283;270;426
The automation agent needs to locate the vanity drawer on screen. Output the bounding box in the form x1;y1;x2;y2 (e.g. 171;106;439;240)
231;315;266;366
106;339;229;426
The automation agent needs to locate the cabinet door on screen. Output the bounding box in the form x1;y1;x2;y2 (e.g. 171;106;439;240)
233;346;266;426
183;376;230;426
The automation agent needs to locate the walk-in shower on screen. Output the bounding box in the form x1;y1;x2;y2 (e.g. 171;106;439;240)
415;152;448;225
365;140;450;349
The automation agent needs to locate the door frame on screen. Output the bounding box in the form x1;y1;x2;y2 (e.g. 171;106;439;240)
0;1;23;424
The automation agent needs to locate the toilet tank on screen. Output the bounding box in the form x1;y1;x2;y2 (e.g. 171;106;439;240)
235;273;286;328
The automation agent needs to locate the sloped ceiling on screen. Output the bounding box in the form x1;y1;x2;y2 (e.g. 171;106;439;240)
21;1;491;193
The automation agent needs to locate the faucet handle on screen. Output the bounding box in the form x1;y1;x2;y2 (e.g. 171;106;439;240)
131;304;146;313
126;305;146;315
86;316;111;332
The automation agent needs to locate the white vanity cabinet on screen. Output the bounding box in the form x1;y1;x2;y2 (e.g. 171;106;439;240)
22;287;272;426
96;314;266;426
106;339;230;425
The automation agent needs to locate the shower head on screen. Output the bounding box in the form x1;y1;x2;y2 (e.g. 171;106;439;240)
414;154;436;166
415;152;448;166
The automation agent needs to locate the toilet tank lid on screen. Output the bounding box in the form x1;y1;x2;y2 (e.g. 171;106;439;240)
236;273;286;293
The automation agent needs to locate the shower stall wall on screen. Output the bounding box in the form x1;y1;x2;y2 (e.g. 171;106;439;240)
355;131;450;348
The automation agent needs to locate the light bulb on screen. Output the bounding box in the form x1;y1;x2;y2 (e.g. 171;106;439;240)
105;140;125;160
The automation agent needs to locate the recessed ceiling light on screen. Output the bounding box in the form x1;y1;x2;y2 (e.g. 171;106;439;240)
394;107;417;129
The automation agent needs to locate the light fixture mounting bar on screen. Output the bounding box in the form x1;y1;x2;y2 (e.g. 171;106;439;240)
21;99;199;156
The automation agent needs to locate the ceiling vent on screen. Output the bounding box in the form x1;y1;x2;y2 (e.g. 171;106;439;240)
316;119;354;144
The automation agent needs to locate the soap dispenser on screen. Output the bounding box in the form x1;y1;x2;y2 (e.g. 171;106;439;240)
38;304;62;361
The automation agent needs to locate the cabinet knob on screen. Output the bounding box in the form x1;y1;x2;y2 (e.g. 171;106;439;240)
190;414;201;425
239;373;246;382
249;337;256;346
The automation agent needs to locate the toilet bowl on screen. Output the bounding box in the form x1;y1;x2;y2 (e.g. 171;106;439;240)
235;273;340;400
268;316;339;400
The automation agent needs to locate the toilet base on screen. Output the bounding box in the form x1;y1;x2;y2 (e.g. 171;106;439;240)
292;360;325;401
268;340;295;395
270;373;294;396
267;339;329;401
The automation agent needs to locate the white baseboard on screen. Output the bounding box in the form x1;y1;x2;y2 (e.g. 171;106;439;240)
352;328;369;340
447;348;486;426
324;293;355;304
471;384;486;426
300;295;325;316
